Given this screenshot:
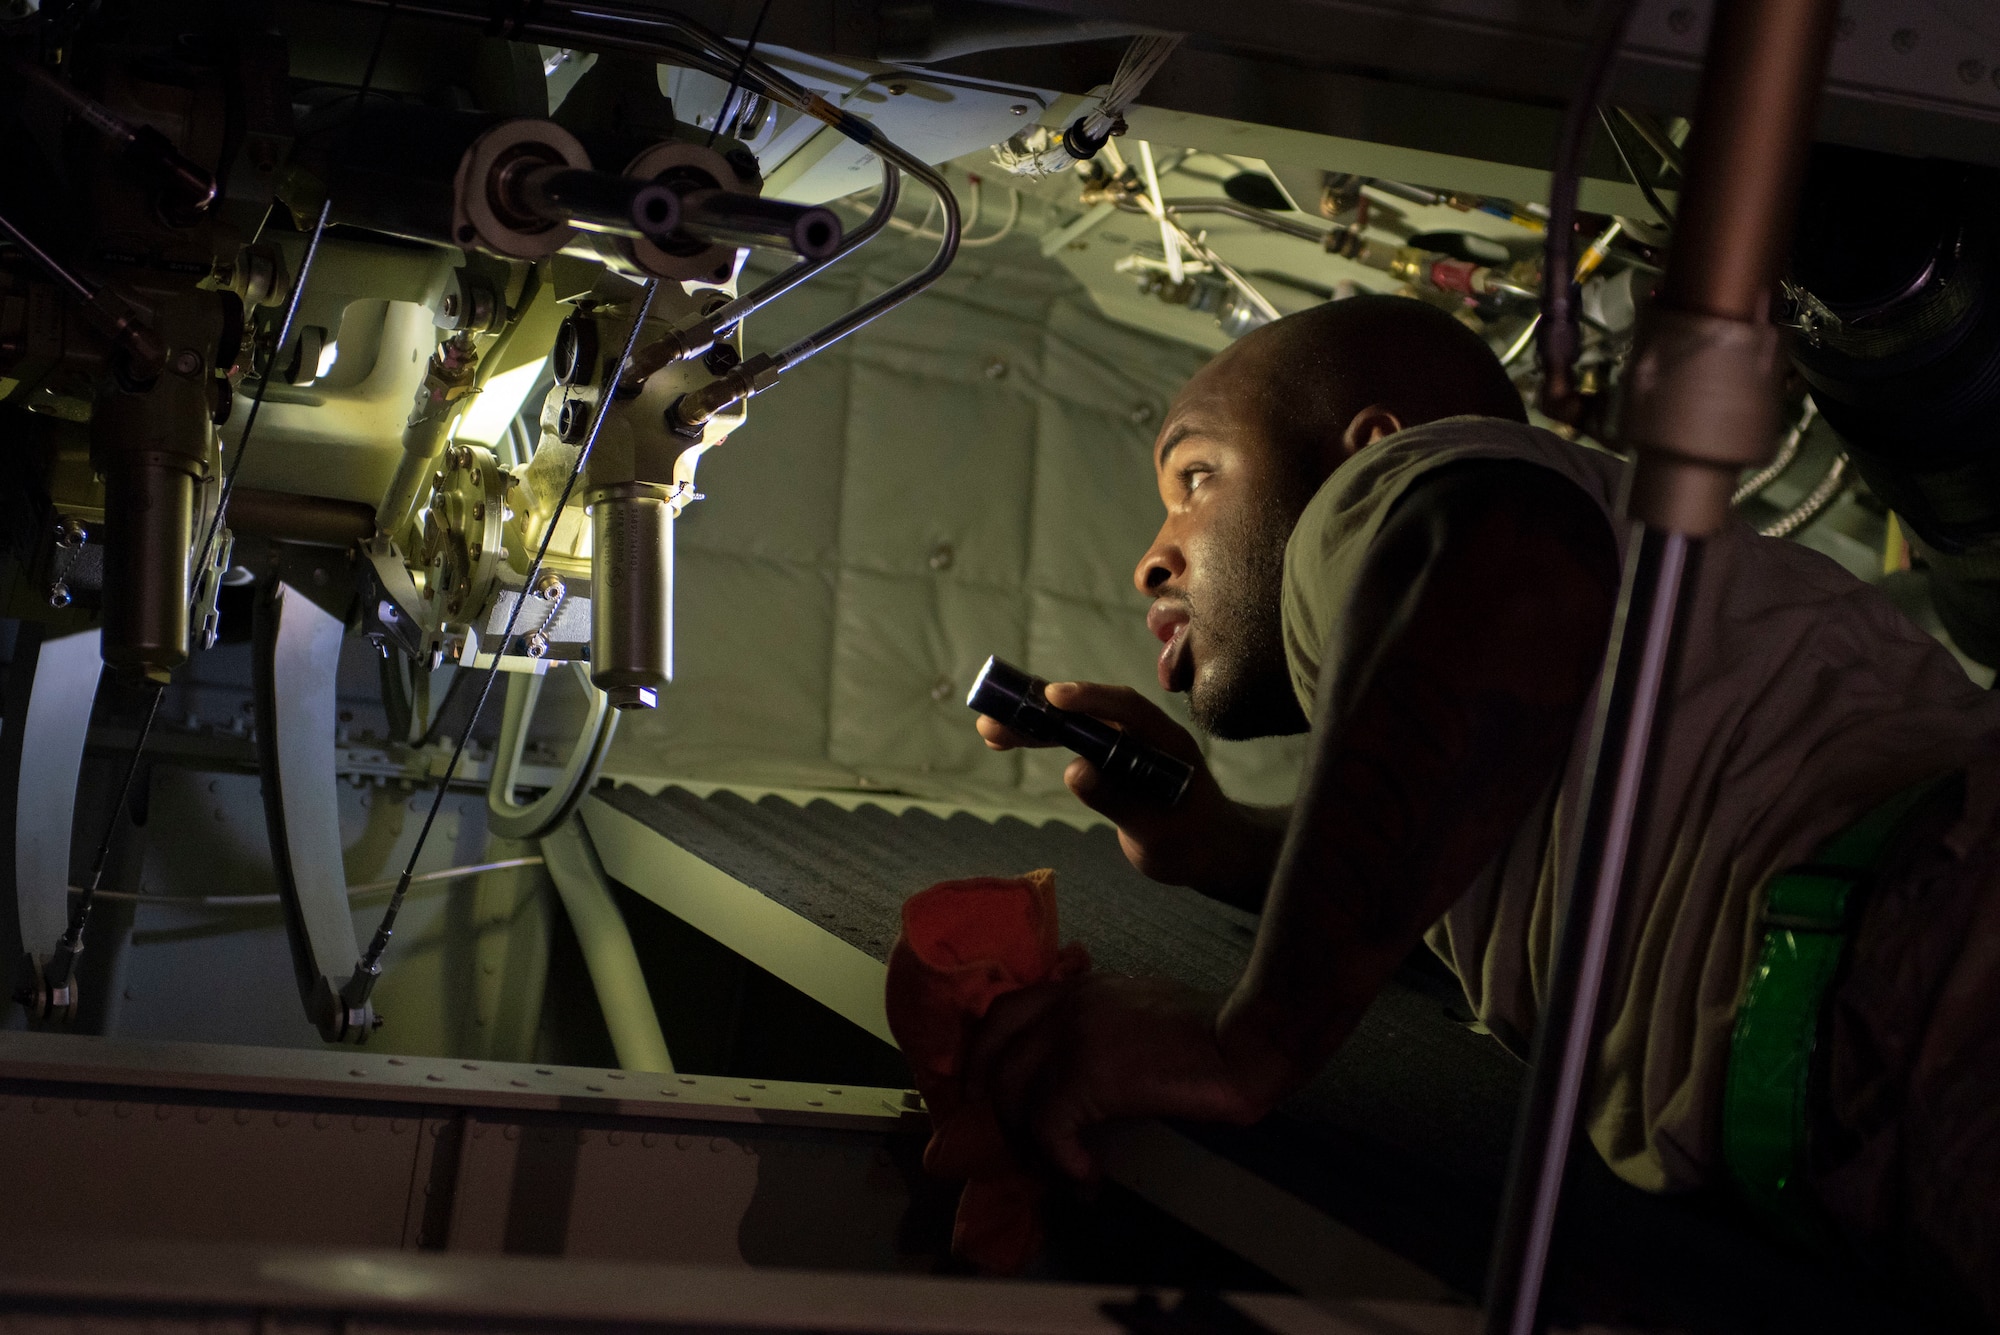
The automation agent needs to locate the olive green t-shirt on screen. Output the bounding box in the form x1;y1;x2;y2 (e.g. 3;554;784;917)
1280;415;2000;1192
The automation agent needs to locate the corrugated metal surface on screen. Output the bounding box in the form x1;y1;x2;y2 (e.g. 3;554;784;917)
602;783;1916;1334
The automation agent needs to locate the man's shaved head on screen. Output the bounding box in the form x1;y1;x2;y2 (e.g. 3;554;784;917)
1137;294;1528;739
1202;294;1529;488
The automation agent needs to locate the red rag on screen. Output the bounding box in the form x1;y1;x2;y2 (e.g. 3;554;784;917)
884;869;1091;1275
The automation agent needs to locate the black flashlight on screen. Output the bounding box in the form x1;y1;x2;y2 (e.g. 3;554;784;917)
966;655;1194;806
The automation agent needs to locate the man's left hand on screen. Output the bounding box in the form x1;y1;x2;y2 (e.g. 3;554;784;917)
962;973;1268;1181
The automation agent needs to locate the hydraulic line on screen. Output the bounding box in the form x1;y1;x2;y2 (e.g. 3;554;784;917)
1757;452;1849;539
1536;0;1642;421
618;158;902;392
1732;397;1817;505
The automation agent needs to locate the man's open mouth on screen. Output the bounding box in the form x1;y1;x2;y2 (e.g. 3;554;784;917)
1147;601;1195;693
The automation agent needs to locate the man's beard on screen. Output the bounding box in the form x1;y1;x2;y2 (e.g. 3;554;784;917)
1185;500;1311;741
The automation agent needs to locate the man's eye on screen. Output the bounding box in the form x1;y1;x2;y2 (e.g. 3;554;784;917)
1180;466;1212;493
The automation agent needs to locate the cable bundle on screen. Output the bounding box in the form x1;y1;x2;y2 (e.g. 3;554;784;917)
999;33;1182;178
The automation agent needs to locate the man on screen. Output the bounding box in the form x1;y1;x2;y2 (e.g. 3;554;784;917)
969;294;2000;1319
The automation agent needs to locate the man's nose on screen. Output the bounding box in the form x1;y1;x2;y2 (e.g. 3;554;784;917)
1134;532;1186;596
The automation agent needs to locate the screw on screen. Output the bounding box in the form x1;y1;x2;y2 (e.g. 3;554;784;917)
1891;27;1918;54
703;342;741;375
47;582;70;609
171;348;203;376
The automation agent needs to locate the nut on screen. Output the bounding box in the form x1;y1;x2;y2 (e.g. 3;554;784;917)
47;582;71;609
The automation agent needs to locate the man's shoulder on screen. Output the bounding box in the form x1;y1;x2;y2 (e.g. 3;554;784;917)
1298;415;1622;543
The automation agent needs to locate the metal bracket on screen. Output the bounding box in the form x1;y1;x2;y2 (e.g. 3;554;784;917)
252;579;375;1043
0;625;101;1022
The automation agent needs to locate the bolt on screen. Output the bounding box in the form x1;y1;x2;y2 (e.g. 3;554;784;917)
53;517;85;548
46;582;70;609
524;630;550;659
535;572;566;601
172;348;203;376
441;294;459;317
1009;103;1029;116
1891;27;1918;54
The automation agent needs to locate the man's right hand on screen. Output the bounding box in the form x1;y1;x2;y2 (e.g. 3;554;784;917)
975;680;1285;909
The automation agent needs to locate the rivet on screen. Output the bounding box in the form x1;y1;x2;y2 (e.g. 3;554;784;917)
155;1105;172;1121
536;1068;554;1075
983;357;1007;379
314;1113;333;1130
510;1079;529;1088
388;1057;406;1066
504;1124;521;1141
710;1137;731;1151
930;675;954;702
1960;58;1986;85
679;1077;696;1085
350;1068;367;1077
1009;103;1028;116
641;1132;657;1147
426;1073;445;1082
1129;402;1155;426
73;1101;91;1117
273;1112;291;1127
607;1131;623;1146
195;1107;212;1124
676;1134;694;1149
927;542;954;570
234;1108;252;1126
391;1118;410;1134
113;1103;130;1119
462;1063;480;1071
734;1094;752;1102
1666;6;1694;35
353;1116;370;1131
1891;27;1918;54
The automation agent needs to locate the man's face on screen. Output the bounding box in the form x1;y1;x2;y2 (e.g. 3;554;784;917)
1135;355;1312;740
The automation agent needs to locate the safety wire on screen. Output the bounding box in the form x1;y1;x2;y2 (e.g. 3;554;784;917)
342;278;664;1010
38;199;335;1004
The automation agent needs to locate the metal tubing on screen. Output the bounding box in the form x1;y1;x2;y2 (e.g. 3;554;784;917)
227;489;378;547
1482;527;1687;1335
680;193;842;260
619;160;902;392
1661;0;1841;322
1483;2;1841;1330
515;166;681;240
540;818;675;1073
488;663;620;840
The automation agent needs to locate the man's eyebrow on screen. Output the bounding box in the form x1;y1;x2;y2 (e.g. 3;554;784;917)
1156;422;1197;471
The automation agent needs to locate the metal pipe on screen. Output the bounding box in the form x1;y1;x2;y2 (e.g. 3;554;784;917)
377;334;478;535
511;165;681;240
1660;0;1840;323
1482;526;1689;1335
226;489;378;547
1481;3;1841;1332
0;205;166;380
678;192;841;260
618;160;901;392
541;818;676;1074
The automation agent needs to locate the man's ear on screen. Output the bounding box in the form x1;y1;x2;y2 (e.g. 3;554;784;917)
1339;404;1404;458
